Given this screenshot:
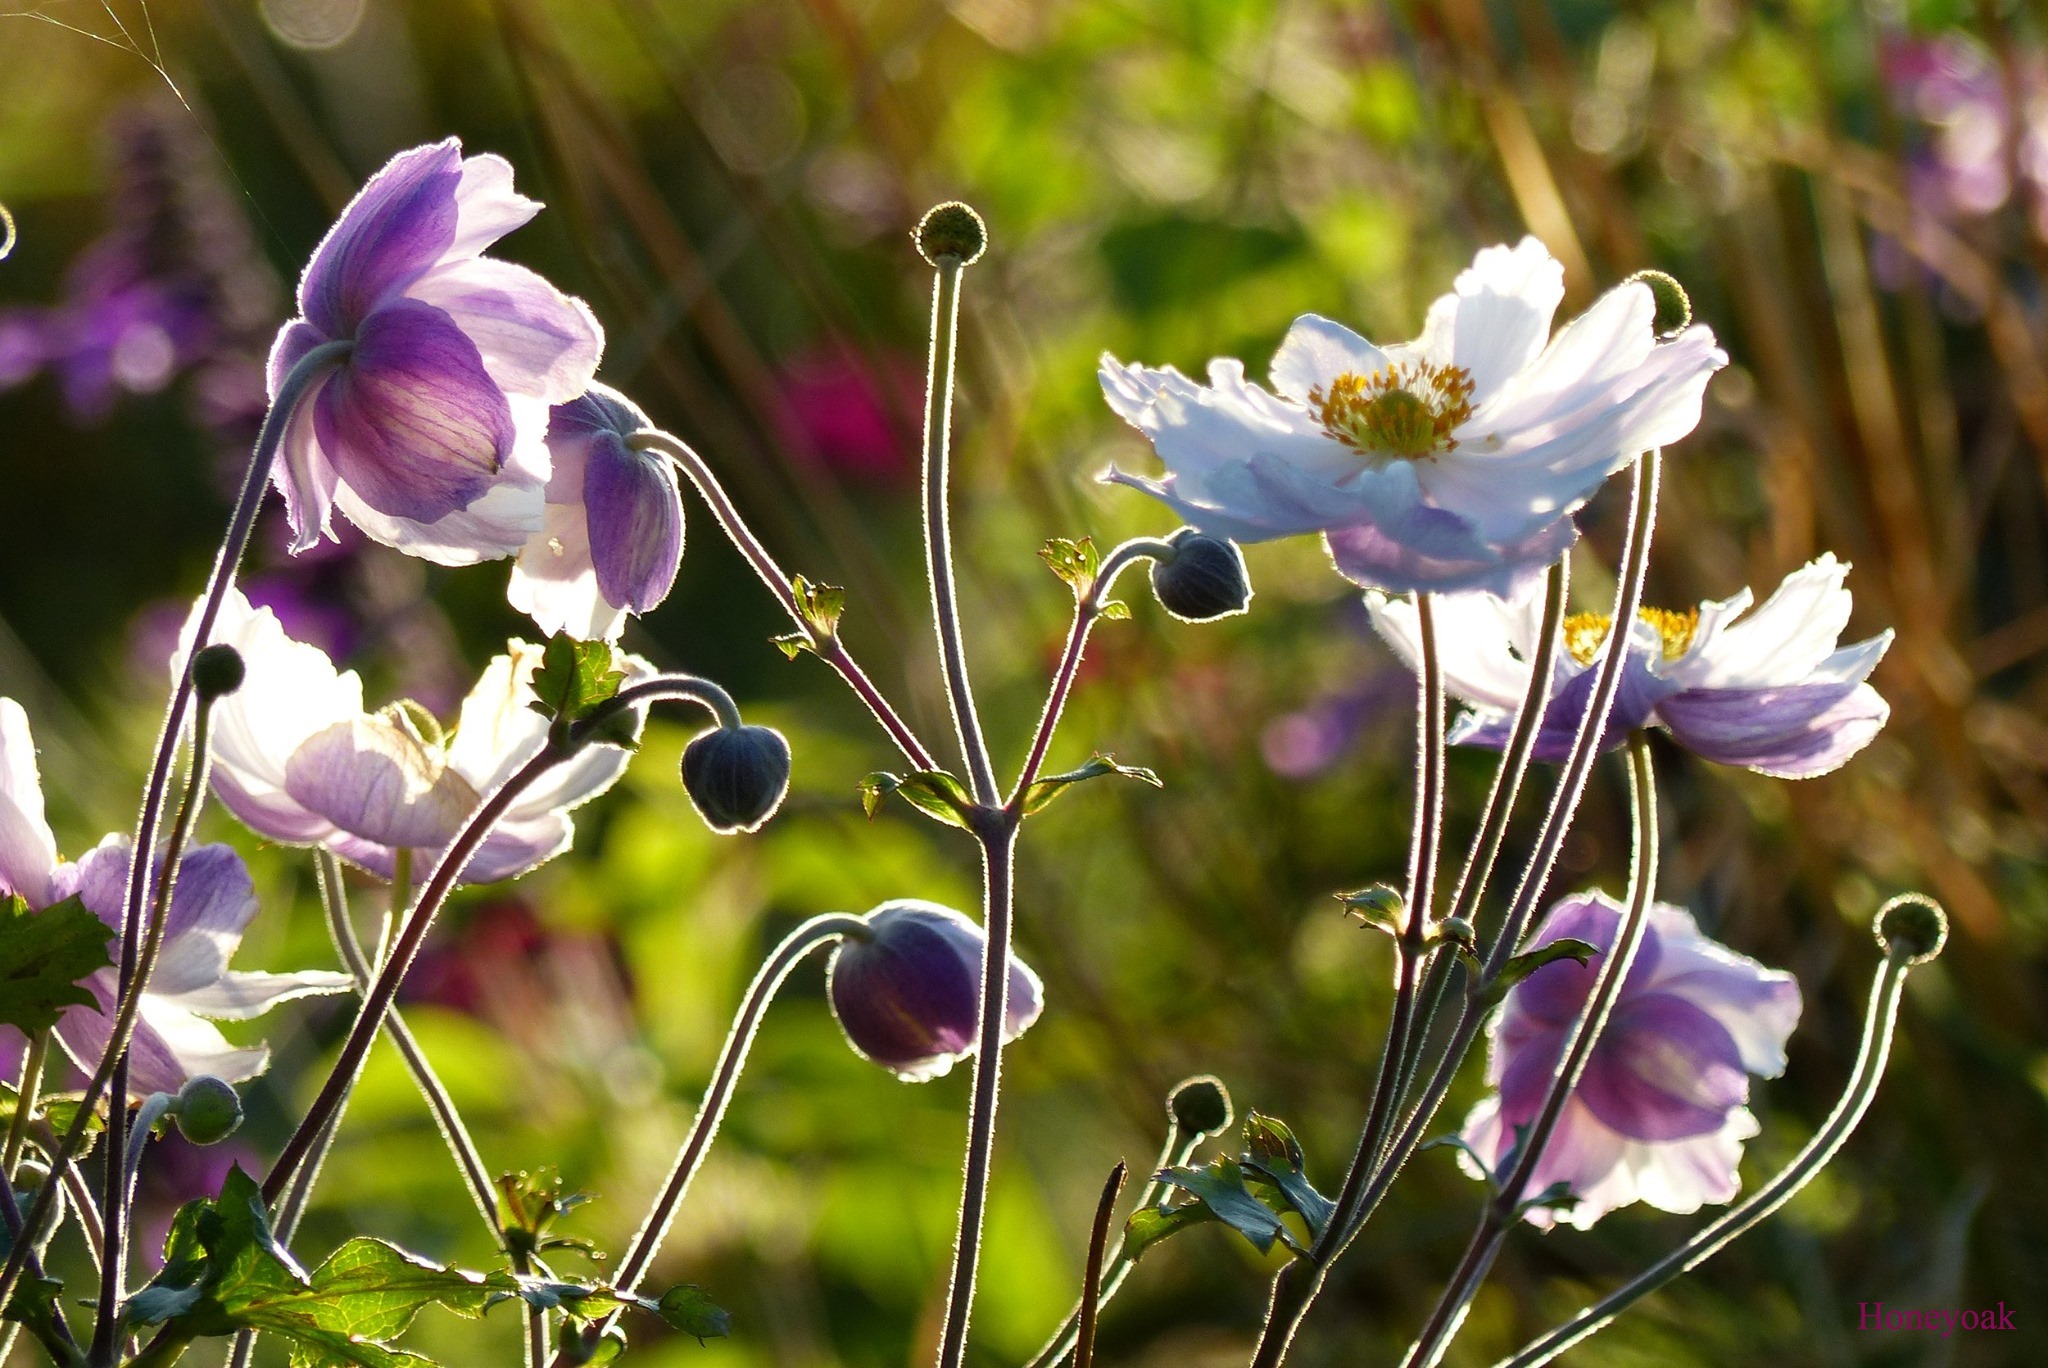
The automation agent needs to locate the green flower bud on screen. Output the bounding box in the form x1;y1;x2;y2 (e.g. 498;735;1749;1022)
1150;528;1252;622
1167;1074;1233;1137
681;724;793;834
171;1075;244;1145
1626;269;1692;339
1874;893;1948;966
915;201;987;266
192;644;246;701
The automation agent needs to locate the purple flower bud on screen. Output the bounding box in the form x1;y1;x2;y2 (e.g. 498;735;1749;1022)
679;724;791;834
827;900;1044;1082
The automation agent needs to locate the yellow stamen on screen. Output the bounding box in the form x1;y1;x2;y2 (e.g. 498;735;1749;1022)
1560;606;1700;666
1308;362;1475;461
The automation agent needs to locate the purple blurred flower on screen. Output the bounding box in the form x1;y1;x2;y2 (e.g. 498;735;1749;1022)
509;382;683;640
0;698;346;1099
1099;239;1725;595
268;139;603;565
185;590;645;884
827;900;1044;1082
1460;891;1800;1229
1368;554;1892;778
1885;34;2048;238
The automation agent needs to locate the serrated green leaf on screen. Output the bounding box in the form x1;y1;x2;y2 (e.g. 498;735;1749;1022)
771;633;811;660
857;770;979;828
1155;1157;1304;1257
654;1285;730;1341
0;1273;68;1359
0;893;115;1036
1121;1202;1216;1261
0;1085;103;1159
791;575;846;646
1038;537;1101;596
1020;754;1162;816
527;634;625;723
1336;884;1406;938
498;1168;594;1262
1241;1114;1335;1237
1096;599;1132;621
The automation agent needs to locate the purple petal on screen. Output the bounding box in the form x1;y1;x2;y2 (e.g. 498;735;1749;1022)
1510;893;1663;1026
54;972;265;1099
1656;680;1889;778
828;902;1043;1081
50;836;133;933
314;298;513;525
584;432;683;614
1325;509;1577;597
407;258;603;405
1646;908;1802;1077
1577;993;1748;1141
1451;645;1670;760
160;844;259;948
301;141;463;336
265;326;342;554
282;719;478;850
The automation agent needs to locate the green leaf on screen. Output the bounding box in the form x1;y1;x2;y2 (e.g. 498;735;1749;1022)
1020;754;1162;816
0;1273;69;1360
1096;599;1132;622
1513;1181;1582;1220
1336;885;1406;938
0;1085;103;1158
527;634;624;723
497;1168;594;1263
1155;1157;1305;1257
1241;1114;1334;1237
654;1285;730;1341
771;633;810;661
1038;537;1101;597
856;770;979;829
1486;937;1601;1006
791;576;846;647
0;893;116;1036
511;1280;727;1342
1417;1133;1495;1184
1121;1202;1216;1261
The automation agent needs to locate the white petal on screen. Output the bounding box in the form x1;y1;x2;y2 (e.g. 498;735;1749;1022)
165;968;353;1022
333;471;546;566
406;258;604;406
507;501;627;641
445;643;554;795
1267;315;1393;403
133;998;272;1088
1684;555;1856;689
1442;238;1568;401
1367;590;1537;713
446;152;542;260
0;698;58;907
1628;1106;1758;1216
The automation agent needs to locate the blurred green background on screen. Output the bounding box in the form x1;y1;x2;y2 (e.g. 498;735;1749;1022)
2;0;2046;1364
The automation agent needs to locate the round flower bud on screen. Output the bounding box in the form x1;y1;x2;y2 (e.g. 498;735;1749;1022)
191;643;246;700
1149;528;1252;622
171;1075;244;1146
1874;893;1948;966
915;201;987;266
1167;1075;1233;1137
680;724;792;834
827;900;1043;1082
1626;269;1692;339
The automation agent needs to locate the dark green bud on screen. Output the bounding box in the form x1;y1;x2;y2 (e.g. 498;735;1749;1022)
915;201;987;266
1627;269;1692;339
171;1075;244;1145
1434;916;1477;953
1167;1074;1233;1137
1150;528;1252;622
192;644;246;700
681;724;792;834
1874;893;1948;966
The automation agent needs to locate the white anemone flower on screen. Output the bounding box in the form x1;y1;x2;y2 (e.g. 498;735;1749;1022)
1100;238;1726;594
181;590;647;884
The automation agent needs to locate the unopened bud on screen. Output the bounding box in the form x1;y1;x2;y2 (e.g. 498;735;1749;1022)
1167;1075;1233;1137
915;201;987;266
1150;528;1252;622
1874;893;1948;966
680;724;792;834
171;1075;244;1145
1627;269;1692;339
192;644;246;700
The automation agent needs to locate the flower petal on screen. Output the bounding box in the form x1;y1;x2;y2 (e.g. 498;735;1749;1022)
0;698;58;907
406;257;603;406
445;152;541;261
1267;314;1393;404
1656;680;1890;778
1626;1106;1757;1217
509;500;625;641
1678;554;1859;688
1436;237;1568;401
300;141;463;336
1643;905;1803;1077
316;298;514;526
1326;509;1576;597
151;843;261;996
1578;992;1749;1141
584;432;684;616
266;320;343;554
283;717;479;850
334;473;544;567
163;968;352;1022
1368;588;1549;712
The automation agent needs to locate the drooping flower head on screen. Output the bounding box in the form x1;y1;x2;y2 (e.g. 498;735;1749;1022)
1368;554;1892;778
1461;892;1800;1229
269;139;603;565
0;699;346;1098
827;900;1044;1082
184;590;645;884
1100;239;1725;595
508;382;683;641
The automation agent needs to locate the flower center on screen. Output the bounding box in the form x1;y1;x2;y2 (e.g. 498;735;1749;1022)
1309;363;1475;460
1561;606;1700;666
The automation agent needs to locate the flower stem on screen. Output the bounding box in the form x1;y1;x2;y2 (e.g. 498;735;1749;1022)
551;911;867;1366
631;429;938;773
0;340;350;1319
1492;944;1920;1368
935;821;1021;1368
1401;733;1659;1368
3;1032;46;1182
1023;1108;1206;1368
918;255;998;805
1008;538;1177;807
1073;1162;1129;1368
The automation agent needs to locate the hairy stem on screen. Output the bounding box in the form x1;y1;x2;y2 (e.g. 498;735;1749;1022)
3;1033;46;1182
1074;1163;1128;1368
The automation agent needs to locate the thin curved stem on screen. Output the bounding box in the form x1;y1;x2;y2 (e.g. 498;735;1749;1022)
1074;1162;1128;1368
3;1033;46;1182
920;257;998;806
1025;1115;1202;1368
0;340;350;1318
1493;948;1917;1368
551;912;866;1366
1402;735;1659;1368
630;429;938;772
935;823;1021;1368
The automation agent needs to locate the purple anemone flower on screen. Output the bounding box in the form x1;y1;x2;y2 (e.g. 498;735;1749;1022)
508;382;684;641
1368;554;1893;778
268;139;603;566
0;699;347;1099
182;591;647;886
1099;239;1725;595
1460;891;1800;1229
827;900;1044;1082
